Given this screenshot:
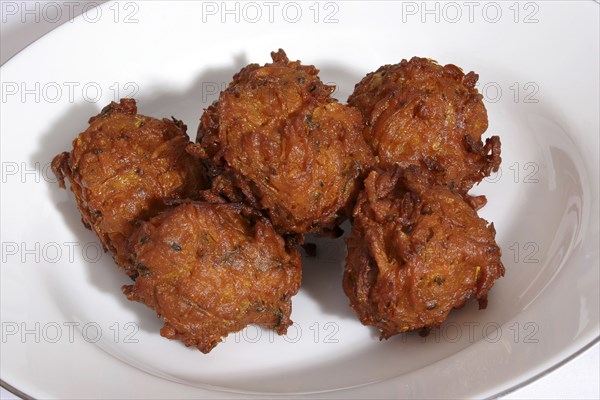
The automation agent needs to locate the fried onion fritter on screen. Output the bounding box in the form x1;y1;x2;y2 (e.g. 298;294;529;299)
188;49;374;235
52;99;206;274
348;57;501;194
122;201;302;353
343;167;504;338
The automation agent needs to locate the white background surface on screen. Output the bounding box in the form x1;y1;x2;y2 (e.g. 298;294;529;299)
0;1;598;399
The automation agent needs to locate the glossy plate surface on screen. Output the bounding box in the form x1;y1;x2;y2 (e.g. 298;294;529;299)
1;2;598;398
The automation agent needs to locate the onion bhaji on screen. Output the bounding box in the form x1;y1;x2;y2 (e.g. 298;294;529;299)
348;57;501;194
52;99;206;274
122;201;302;353
188;49;374;235
343;167;504;338
49;51;506;354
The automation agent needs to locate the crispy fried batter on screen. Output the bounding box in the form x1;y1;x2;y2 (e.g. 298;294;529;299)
51;99;206;274
343;167;504;338
50;52;506;353
188;49;374;235
122;201;302;353
348;57;501;194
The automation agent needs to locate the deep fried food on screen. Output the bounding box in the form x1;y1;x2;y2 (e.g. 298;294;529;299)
52;99;206;274
348;57;501;194
343;167;504;338
49;52;507;355
189;49;374;235
122;201;302;353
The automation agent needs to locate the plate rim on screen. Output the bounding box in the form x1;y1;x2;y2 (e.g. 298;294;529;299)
1;1;599;398
2;338;599;399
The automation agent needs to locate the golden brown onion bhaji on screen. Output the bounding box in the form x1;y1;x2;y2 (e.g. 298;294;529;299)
52;99;206;274
348;57;501;194
343;167;504;338
188;49;375;235
123;201;302;353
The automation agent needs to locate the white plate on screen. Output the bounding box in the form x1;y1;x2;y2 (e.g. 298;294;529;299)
1;1;598;398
